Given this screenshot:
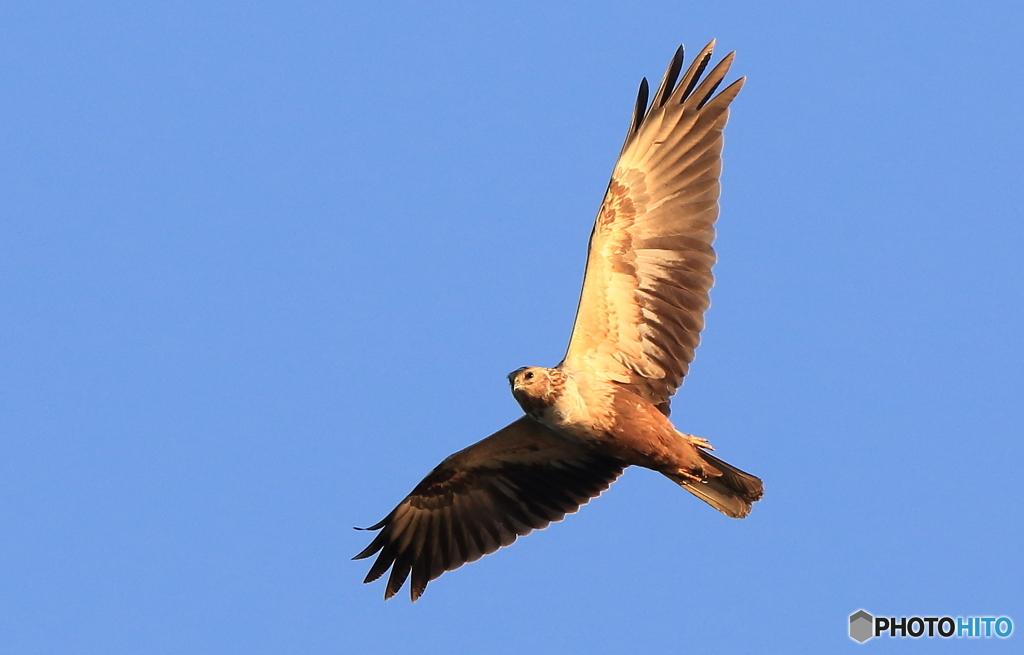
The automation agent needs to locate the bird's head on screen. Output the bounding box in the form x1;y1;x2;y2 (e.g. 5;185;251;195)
507;366;564;418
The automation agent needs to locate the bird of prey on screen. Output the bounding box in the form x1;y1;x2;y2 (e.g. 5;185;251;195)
355;41;763;601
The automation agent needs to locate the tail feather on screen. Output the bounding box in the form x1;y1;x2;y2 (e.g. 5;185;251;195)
670;451;763;519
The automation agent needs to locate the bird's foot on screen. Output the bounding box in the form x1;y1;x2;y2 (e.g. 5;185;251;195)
673;468;705;484
680;433;715;451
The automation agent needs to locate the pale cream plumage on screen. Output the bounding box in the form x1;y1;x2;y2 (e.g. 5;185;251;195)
563;41;743;413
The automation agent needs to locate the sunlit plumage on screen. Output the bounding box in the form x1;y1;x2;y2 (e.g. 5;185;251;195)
356;41;762;601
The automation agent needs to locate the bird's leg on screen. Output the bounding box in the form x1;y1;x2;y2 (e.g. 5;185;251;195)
677;432;714;451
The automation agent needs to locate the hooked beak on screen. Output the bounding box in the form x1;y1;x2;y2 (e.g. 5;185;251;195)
508;367;527;391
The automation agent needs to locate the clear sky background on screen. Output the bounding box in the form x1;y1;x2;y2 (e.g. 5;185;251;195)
2;1;1022;653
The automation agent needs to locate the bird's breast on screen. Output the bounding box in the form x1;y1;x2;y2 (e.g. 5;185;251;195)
534;378;617;442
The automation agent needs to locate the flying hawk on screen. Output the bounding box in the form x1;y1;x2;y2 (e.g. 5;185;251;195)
355;41;762;601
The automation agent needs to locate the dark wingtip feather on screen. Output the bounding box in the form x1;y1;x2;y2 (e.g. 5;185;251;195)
677;40;715;104
632;77;650;135
384;551;414;601
353;513;391;531
410;563;429;602
352;530;387;561
619;77;649;156
363;545;397;584
652;45;685;108
408;514;435;602
693;51;735;109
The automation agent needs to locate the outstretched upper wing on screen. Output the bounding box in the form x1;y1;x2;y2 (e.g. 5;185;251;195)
354;416;624;601
560;42;744;413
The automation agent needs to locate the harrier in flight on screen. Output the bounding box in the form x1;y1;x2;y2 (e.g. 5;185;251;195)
356;41;762;601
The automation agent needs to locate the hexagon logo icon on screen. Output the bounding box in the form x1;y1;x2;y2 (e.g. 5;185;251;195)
850;610;874;643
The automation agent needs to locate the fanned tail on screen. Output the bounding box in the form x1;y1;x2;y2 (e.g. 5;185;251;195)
669;451;763;518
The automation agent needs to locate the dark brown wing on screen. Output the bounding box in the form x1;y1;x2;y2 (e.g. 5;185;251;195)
353;416;624;601
561;42;744;413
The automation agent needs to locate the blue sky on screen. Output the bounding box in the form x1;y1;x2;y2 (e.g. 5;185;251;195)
2;1;1022;653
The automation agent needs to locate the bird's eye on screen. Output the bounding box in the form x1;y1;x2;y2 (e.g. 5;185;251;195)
525;371;534;380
